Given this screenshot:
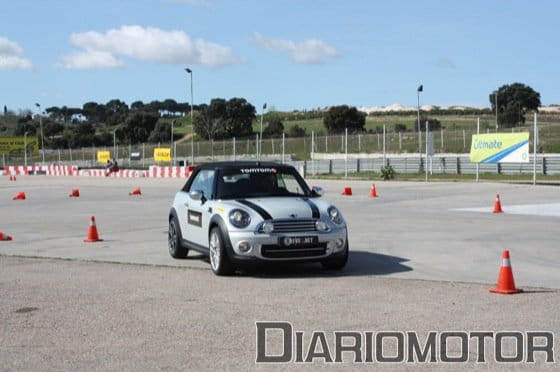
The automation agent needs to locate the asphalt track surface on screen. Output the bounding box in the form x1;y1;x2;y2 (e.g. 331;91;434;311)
1;176;559;370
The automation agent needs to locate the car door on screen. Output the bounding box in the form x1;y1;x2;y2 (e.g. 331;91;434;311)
184;169;216;248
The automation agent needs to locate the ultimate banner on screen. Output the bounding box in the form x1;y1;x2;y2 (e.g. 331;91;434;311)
470;133;529;163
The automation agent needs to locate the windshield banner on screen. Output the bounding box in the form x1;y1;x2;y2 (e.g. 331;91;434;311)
470;133;529;163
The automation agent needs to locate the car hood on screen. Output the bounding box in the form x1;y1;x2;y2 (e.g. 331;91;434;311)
235;197;321;220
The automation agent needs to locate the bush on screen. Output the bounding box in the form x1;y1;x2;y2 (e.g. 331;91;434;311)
380;165;395;180
394;124;407;133
287;124;306;137
415;117;442;131
263;116;284;137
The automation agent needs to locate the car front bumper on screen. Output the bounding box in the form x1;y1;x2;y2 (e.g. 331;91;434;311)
226;227;348;263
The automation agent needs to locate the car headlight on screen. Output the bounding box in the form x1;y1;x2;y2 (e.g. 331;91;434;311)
229;209;251;228
327;206;343;225
315;220;329;232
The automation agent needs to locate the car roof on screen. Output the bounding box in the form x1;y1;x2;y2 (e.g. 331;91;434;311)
194;161;293;170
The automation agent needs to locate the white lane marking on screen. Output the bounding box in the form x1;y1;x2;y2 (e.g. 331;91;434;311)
452;203;560;217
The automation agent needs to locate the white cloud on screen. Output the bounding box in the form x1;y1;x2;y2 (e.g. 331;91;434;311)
253;33;340;64
61;50;123;70
0;36;33;70
61;25;239;69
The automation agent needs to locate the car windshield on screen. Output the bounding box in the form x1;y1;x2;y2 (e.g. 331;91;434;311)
216;166;311;199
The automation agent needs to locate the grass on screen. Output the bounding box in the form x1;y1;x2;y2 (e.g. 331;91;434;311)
314;171;560;183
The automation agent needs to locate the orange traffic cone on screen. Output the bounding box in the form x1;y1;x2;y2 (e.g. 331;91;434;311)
493;194;503;213
341;187;353;196
129;188;142;196
489;250;522;294
0;232;13;241
84;216;103;242
69;189;80;197
12;192;26;200
369;184;378;198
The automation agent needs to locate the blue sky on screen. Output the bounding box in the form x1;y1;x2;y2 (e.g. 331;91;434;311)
1;0;558;112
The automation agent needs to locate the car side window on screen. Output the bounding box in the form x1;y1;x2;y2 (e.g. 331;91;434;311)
277;173;302;195
188;170;215;199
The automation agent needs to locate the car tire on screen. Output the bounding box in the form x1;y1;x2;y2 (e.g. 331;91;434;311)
168;216;189;258
321;241;349;270
209;227;234;276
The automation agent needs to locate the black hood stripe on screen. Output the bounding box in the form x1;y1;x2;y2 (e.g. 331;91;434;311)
302;198;320;219
236;199;272;220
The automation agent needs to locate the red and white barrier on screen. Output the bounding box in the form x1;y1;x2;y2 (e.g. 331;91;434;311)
4;164;193;179
4;165;77;176
78;169;147;178
148;166;194;178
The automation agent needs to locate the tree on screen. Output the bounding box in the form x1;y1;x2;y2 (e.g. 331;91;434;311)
65;122;96;148
148;121;171;143
490;83;541;128
130;101;145;111
263;115;284;137
323;105;366;134
193;104;225;140
193;98;255;140
118;111;159;144
43;121;64;137
161;99;181;116
223;98;255;138
105;99;129;126
82;101;107;122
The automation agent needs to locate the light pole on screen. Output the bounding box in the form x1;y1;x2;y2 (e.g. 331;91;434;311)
185;68;194;164
171;119;175;164
24;131;28;166
259;103;267;159
184;68;194;125
416;85;423;157
35;103;45;163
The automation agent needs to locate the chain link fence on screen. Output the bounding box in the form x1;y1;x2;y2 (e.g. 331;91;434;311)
3;123;559;170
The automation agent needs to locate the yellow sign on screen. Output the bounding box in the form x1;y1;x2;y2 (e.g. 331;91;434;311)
97;151;111;163
154;147;171;162
0;136;39;156
470;133;529;163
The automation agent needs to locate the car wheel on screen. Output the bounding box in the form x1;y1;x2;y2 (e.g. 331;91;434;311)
168;216;189;258
209;227;234;276
321;241;348;270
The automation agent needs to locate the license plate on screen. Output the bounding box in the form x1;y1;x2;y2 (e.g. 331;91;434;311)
279;236;318;247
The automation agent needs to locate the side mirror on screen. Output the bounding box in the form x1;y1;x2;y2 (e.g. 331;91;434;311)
189;190;204;201
311;186;324;197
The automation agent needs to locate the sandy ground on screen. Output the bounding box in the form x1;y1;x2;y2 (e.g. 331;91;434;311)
1;256;558;371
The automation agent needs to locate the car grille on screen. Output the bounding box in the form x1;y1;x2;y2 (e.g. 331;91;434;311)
272;219;317;233
261;243;327;259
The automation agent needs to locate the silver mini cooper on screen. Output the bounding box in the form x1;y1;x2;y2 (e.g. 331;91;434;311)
168;161;348;275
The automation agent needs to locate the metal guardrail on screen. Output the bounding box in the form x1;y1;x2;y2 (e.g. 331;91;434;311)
290;155;560;176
